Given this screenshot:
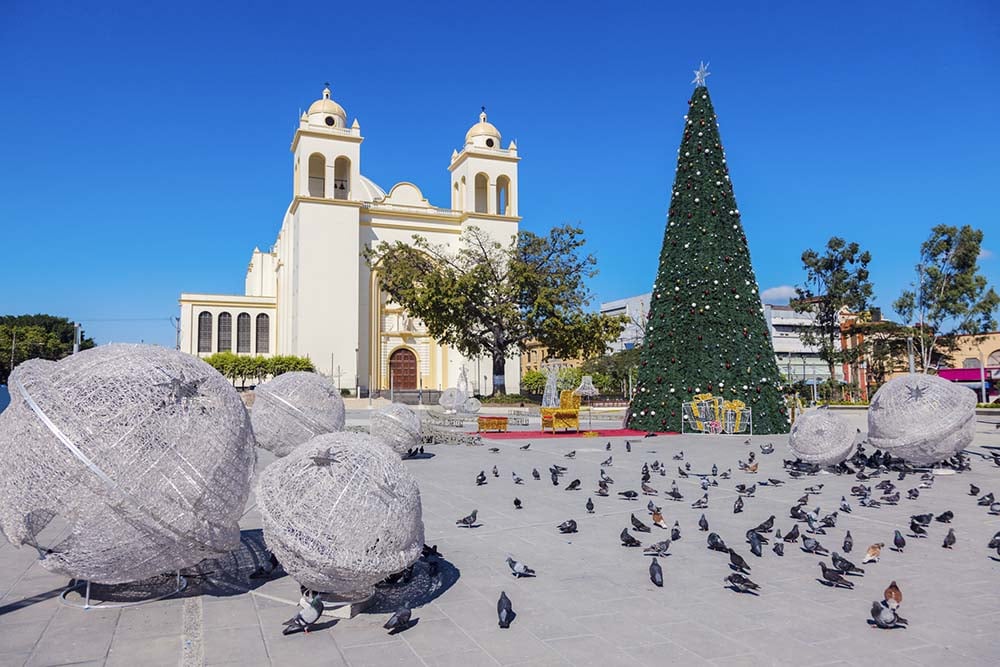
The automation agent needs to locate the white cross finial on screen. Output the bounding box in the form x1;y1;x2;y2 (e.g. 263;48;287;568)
692;61;711;87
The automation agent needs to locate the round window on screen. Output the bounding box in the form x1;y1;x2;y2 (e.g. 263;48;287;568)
485;138;495;148
325;116;335;126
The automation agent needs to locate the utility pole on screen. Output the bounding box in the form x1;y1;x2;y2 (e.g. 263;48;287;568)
170;316;181;350
73;322;81;354
9;329;15;372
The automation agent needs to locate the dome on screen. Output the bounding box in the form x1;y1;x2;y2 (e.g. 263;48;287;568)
308;86;347;126
356;174;386;202
465;109;501;146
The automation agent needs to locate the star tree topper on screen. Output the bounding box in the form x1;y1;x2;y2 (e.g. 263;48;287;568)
692;61;711;87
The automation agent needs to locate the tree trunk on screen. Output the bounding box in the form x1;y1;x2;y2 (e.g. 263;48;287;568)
492;354;507;396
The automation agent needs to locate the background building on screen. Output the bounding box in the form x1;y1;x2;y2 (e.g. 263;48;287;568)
763;303;831;383
179;88;522;396
599;293;650;352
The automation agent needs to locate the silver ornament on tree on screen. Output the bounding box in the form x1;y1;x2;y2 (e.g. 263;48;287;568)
251;371;345;457
0;345;256;585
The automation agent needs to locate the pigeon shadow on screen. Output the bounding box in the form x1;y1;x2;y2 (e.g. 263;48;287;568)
865;619;907;630
365;558;460;614
403;453;436;461
387;618;420;635
725;585;760;596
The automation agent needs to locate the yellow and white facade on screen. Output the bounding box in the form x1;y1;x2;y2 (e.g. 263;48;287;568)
179;87;522;394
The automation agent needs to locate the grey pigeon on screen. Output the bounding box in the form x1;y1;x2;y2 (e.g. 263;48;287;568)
551;471;559;486
618;490;638;500
707;532;727;552
532;468;540;480
565;479;581;491
282;590;324;635
630;513;651;533
512;472;523;484
733;496;744;514
497;592;514;628
519;443;531;450
942;528;956;549
909;520;927;538
456;510;478;528
969;484;980;496
642;482;658;496
644;540;670;557
870;600;907;629
492;465;499;478
606;441;612;451
565;450;576;459
802;537;828;555
671;521;681;542
773;542;784;556
620;528;642;547
935;511;954;523
728;548;751;573
513;497;522;510
250;552;281;579
840;496;852;513
843;530;853;553
557;519;578;534
666;483;683;501
601;456;613;466
832;552;864;575
818;561;854;588
784;524;800;543
383;607;412;633
649;557;664;587
476;471;487;486
698;514;709;532
506;556;536;578
748;532;763;557
586;497;595;513
692;494;708;509
725;572;760;593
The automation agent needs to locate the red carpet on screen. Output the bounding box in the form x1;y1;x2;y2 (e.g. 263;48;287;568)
477;428;678;440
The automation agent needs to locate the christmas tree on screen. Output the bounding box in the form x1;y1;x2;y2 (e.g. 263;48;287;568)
627;64;787;435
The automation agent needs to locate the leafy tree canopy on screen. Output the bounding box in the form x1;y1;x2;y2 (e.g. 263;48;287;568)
0;314;95;384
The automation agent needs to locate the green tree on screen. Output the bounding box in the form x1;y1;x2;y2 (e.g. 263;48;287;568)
520;370;547;394
794;237;874;382
627;82;787;434
581;347;642;396
894;224;999;371
364;225;626;395
0;315;96;384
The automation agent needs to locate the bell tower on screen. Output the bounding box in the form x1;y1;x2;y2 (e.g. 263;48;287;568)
291;85;362;201
448;108;519;217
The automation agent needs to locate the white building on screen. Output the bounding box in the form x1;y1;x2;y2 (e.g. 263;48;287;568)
179;87;522;395
599;293;650;352
762;303;831;382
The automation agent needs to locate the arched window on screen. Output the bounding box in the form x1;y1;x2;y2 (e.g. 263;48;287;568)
197;311;213;353
988;349;1000;367
962;358;981;368
474;173;488;213
308;153;326;197
334;156;350;199
460;176;466;209
217;312;232;352
256;314;270;354
496;175;511;216
453;181;459;209
236;313;251;353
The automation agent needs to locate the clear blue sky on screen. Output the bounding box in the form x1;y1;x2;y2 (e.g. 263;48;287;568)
2;1;997;348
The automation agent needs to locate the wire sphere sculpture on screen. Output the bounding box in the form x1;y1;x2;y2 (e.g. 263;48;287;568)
251;372;345;457
256;432;424;598
438;388;465;413
462;397;482;414
867;374;976;465
788;408;855;466
370;403;421;455
0;345;256;584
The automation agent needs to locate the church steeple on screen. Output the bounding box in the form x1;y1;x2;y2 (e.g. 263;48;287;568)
448;108;519;216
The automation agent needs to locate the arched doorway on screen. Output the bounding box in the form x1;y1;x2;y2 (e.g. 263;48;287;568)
389;348;418;390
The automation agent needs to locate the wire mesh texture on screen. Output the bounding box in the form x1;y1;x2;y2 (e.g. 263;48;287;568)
867;374;976;466
370;403;422;455
251;371;346;457
256;432;424;599
0;345;257;585
788;408;856;466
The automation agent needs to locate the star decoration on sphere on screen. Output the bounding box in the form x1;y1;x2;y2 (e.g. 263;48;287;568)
310;448;342;468
906;383;928;402
155;372;206;409
692;61;711;87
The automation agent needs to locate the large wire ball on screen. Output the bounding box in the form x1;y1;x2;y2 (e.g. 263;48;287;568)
251;372;345;457
438;388;464;412
0;345;256;584
370;403;421;455
868;374;976;465
788;409;855;466
256;432;424;598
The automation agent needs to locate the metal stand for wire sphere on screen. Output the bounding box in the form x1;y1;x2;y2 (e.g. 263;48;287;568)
59;571;187;610
318;592;373;619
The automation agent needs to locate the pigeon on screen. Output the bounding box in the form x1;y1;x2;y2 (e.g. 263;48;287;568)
748;532;762;557
755;515;775;533
551;471;559;486
618;490;639;500
513;497;522;510
911;513;933;526
733;496;744;514
907;488;919;500
760;443;774;454
977;492;994;506
884;581;902;609
621;528;642;547
651;510;667;529
882;491;900;505
606;442;612;451
728;548;751;573
519;443;531;450
626;441;632;451
712;464;718;476
512;472;524;485
832;552;864;575
586;497;595;513
671;521;681;542
700;477;710;491
565;450;576;459
707;532;728;552
840;496;852;513
506;556;536;578
532;468;540;480
601;456;613;466
642;482;659;496
990;502;1000;515
893;530;906;552
819;561;854;588
282;589;325;635
677;467;689;478
557;519;578;534
862;543;884;564
630;513;652;533
747;527;769;545
488;447;500;453
456;510;478;528
649;557;664;587
942;528;956;549
492;465;499;478
804;484;824;494
666;483;683;501
935;511;954;523
843;531;853;554
802;537;828;555
870;600;908;629
969;484;980;496
909;520;927;538
600;470;614;484
647;500;660;514
384;607;412;633
746;461;759;474
989;531;1000;550
720;469;732;479
725;573;760;593
773;542;784;556
766;478;784;486
644;540;670;557
249;552;282;579
476;471;487;486
784;524;800;543
673;451;684;460
421;544;441;559
497;592;514;628
565;479;581;491
692;494;708;509
698;514;709;532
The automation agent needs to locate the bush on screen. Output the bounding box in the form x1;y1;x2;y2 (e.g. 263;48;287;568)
340;388;351;397
202;352;315;387
521;370;547;394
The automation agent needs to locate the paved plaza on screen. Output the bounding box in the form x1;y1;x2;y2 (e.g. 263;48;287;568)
1;410;999;666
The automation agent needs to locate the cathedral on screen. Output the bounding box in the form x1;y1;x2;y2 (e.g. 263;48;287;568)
178;87;522;395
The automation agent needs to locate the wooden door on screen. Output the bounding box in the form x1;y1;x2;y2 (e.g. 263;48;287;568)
389;348;417;390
